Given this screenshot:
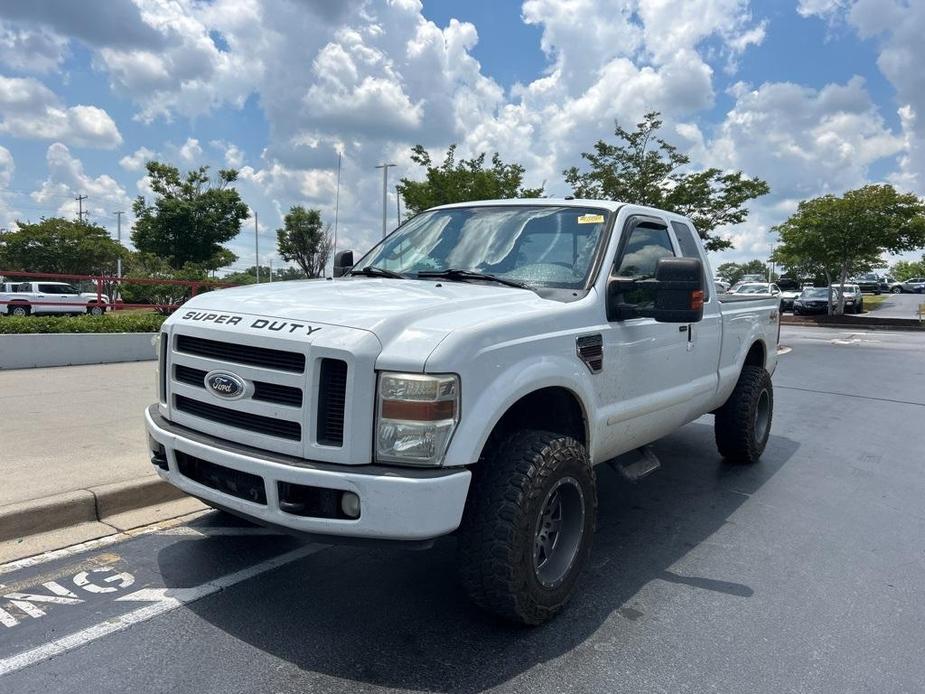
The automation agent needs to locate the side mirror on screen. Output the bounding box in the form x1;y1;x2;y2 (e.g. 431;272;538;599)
332;250;354;278
651;257;705;323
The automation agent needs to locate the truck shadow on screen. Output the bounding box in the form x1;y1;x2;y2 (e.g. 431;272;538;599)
162;421;799;693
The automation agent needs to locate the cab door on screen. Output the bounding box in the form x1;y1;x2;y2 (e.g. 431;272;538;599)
594;216;694;458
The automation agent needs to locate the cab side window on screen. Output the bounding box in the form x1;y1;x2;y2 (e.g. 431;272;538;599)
670;220;710;301
612;223;675;310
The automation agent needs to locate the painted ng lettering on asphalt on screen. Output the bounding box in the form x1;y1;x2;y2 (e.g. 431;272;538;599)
0;568;135;628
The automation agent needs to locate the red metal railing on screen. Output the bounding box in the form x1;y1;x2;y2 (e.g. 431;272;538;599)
0;270;237;313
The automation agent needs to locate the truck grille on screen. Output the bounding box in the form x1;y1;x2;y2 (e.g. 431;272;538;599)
175;334;305;373
168;330;350;455
174;364;303;407
174;395;302;440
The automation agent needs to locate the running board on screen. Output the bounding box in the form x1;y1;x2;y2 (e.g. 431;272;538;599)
608;446;662;482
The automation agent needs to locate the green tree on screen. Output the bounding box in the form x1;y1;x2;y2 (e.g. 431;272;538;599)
715;259;770;286
890;255;925;281
119;253;212;315
773;185;925;314
275;207;332;278
398;144;544;216
564;112;770;252
131;162;248;270
0;217;127;275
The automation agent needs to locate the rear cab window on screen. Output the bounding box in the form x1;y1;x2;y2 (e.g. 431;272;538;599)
670;220;710;301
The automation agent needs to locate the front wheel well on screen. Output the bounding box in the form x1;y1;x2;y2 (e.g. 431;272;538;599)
479;387;587;461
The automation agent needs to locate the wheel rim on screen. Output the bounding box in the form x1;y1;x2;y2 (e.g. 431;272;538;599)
12;307;25;316
754;388;771;443
532;476;585;589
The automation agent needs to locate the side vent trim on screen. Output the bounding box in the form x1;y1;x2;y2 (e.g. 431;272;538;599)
576;334;604;374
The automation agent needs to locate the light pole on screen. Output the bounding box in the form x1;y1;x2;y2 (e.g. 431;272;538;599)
254;211;260;283
114;210;125;300
374;163;396;238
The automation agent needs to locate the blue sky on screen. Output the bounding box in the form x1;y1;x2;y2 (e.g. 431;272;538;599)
0;0;923;273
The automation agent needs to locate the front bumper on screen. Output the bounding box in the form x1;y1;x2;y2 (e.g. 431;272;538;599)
145;405;471;541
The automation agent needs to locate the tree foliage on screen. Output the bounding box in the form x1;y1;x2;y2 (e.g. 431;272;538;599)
564;112;770;252
0;217;127;275
119;253;212;315
715;259;770;286
398;144;544;216
275;206;333;278
773;185;925;314
890;255;925;281
131;162;248;270
222;265;307;285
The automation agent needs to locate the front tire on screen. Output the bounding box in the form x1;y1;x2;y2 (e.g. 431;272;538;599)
457;430;597;626
715;365;773;464
87;304;104;316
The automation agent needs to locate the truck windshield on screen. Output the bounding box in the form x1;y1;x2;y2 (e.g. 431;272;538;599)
351;205;610;290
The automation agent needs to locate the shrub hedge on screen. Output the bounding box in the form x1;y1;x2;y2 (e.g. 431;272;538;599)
0;313;166;334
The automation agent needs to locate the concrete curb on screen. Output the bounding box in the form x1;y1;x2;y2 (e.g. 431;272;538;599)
0;476;188;543
782;315;924;331
0;332;158;369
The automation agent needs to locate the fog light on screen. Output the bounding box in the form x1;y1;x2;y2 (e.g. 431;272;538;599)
340;492;360;519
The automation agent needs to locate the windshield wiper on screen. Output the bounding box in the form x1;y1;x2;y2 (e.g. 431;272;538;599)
416;268;528;289
349;266;406;279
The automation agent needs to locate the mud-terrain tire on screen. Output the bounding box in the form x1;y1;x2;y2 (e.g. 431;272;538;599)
715;365;773;464
457;430;597;625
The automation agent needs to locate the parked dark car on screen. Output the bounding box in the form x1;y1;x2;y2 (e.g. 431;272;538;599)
793;287;831;315
851;273;884;294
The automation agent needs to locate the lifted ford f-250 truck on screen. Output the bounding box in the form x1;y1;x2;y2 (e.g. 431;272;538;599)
145;199;779;624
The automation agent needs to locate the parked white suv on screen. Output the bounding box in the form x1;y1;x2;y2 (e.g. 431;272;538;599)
0;281;108;316
146;199;780;624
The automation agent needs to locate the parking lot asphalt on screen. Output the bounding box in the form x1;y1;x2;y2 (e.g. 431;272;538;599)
1;326;923;693
0;361;156;505
862;292;924;319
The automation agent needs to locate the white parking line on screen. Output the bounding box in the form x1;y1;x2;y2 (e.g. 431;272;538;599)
0;543;325;677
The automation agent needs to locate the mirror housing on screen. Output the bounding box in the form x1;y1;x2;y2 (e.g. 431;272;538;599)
332;250;354;277
651;257;705;323
606;257;705;323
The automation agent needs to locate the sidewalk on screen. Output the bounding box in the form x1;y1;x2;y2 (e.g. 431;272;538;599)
0;361;158;506
0;362;202;562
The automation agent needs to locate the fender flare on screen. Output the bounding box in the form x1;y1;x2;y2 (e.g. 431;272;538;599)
444;355;596;467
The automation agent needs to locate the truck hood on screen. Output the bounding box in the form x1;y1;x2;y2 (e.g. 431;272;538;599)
176;277;558;370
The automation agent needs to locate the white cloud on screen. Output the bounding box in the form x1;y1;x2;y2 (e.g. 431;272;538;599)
0;25;68;73
0;75;122;148
32;143;132;226
178;137;203;164
119;146;157;171
210;140;245;168
798;0;925;194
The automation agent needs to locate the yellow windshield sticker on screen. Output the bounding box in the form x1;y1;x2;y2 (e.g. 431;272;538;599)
577;213;605;224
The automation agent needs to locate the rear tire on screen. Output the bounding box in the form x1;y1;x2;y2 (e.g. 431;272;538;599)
892;286;902;294
715;365;773;464
8;304;30;317
457;430;597;626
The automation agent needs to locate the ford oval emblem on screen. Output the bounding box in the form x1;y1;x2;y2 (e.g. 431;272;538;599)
204;371;248;400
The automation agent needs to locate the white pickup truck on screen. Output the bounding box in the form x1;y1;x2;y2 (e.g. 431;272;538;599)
145;199;779;624
1;281;108;316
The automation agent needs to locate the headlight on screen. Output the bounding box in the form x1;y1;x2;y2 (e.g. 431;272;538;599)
376;372;459;466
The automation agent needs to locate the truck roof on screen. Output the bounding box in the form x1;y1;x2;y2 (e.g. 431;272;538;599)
429;198;695;225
